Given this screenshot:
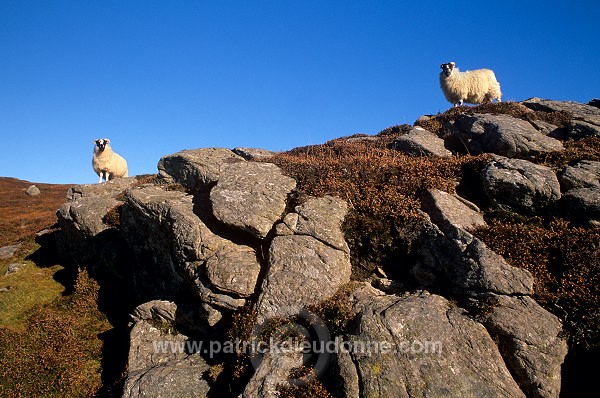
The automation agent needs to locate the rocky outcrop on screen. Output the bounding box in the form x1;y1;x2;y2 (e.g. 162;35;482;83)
481;294;568;398
157;148;245;193
210;161;296;239
123;300;210;398
52;97;595;397
392;126;452;157
336;286;526;398
256;196;351;321
481;157;561;215
447;113;563;157
522;97;600;139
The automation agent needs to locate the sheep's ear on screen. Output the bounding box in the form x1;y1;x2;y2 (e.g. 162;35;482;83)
450;62;455;67
105;138;110;143
440;64;444;69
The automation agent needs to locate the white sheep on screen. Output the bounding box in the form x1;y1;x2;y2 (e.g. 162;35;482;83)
92;138;129;183
439;62;502;107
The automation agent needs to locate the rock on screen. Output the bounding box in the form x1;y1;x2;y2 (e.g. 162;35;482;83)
280;195;349;252
124;300;211;398
122;185;260;302
558;160;600;191
589;98;600;109
522;98;600;139
256;234;351;322
232;147;279;160
481;157;561;215
157;148;245;193
562;187;600;227
448;113;563;157
123;355;210;398
25;185;40;195
55;178;138;273
416;219;534;296
336;288;526;398
4;263;26;275
210;162;296;239
0;244;20;260
240;347;304;398
392;126;452;157
0;287;11;293
420;189;487;232
482;294;568;398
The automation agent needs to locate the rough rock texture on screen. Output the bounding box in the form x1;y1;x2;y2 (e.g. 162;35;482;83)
420;189;486;232
481;157;561;215
210;162;296;239
256;195;351;321
121;184;260;302
0;244;20;260
416;220;534;296
157;148;245;192
562;187;600;227
4;263;26;275
55;177;138;275
240;348;304;398
448;113;563;157
123;300;211;398
522;97;600;139
558;160;600;191
257;234;351;322
336;287;526;398
392;126;452;157
482;294;568;398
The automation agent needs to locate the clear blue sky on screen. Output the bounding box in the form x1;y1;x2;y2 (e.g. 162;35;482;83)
1;0;598;184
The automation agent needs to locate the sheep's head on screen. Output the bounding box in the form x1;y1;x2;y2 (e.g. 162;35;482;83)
440;62;456;77
94;138;110;151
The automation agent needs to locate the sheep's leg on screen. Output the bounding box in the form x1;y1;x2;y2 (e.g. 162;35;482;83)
98;173;103;183
106;172;111;181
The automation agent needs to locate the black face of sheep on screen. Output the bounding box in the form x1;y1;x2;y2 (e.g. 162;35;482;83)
440;62;455;77
94;139;109;151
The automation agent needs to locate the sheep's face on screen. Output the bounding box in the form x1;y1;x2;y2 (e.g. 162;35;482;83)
94;138;110;151
440;62;456;77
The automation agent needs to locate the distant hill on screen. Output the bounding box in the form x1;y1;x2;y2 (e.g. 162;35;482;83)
0;177;72;246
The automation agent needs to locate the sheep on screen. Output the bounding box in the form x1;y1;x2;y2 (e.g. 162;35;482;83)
439;62;502;107
92;138;128;183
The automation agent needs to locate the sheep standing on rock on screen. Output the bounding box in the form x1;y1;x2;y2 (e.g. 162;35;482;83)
92;138;128;183
439;62;502;107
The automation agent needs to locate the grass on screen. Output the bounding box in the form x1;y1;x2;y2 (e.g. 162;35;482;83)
0;239;65;329
0;269;111;397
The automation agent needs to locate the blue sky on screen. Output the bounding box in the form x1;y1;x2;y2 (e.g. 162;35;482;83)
1;0;599;184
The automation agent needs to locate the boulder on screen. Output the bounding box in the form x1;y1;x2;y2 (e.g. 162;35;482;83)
157;148;245;193
392;126;452;157
415;220;534;296
122;184;260;302
4;263;26;275
210;162;296;239
420;189;487;232
448;113;563;157
0;244;20;260
25;185;40;195
522;98;600;139
562;187;600;227
256;235;351;322
123;300;211;398
558;160;600;191
279;195;349;252
55;177;138;274
481;157;561;215
336;287;526;398
482;294;568;398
